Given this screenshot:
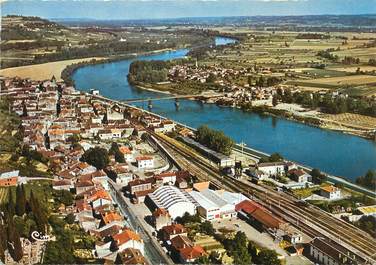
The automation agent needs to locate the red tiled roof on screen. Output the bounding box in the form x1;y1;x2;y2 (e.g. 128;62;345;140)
170;235;193;250
101;211;123;224
152;208;170;218
179;245;206;261
162;224;186;236
113;229;142;246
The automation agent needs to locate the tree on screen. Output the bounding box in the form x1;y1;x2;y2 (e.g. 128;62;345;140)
272;95;278;107
222;232;251;265
259;153;283;163
109;142;125;163
81;147;109;170
7;217;23;262
200;221;215;236
310;168;326;184
15;185;26;216
29;191;48;233
7;190;15;218
175;212;201;225
0;223;7;263
21;101;28;117
254;249;281;265
56;190;73;206
65;213;76;225
356;170;376;191
269;153;283;162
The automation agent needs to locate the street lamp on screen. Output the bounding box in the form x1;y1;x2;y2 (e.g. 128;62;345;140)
239;141;247;157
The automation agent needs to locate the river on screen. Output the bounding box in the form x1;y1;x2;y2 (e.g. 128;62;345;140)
72;37;376;181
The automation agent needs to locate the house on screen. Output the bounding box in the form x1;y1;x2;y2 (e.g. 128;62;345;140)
75;180;95;195
288;169;312;183
257;162;285;177
161;224;187;241
170;235;207;264
101;211;123;227
92;196;113;210
98;129;113;140
0;170;19;187
170;234;193;250
179;245;207;263
115;248;149;265
136;156;154;170
128;178;154;195
92;223;123;241
112;229;144;255
115;168;134;186
309;238;359;265
119;146;133;162
152;208;172;231
320;186;341;200
154;172;176;185
52;179;73;191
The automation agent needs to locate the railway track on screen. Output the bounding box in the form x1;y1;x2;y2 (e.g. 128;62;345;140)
151;132;376;263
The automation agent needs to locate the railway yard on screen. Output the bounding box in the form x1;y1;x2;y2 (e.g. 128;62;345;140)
150;130;376;264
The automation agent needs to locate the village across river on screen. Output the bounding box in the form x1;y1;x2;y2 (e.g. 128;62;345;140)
72;37;376;181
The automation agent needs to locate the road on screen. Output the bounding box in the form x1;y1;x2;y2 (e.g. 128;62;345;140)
107;179;174;265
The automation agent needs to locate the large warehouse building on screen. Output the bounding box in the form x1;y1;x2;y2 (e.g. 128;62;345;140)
146;186;197;219
189;189;248;221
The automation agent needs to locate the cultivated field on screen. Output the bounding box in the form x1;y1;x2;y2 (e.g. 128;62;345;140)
290;75;376;88
320;113;376;130
327;66;376;73
0;57;106;81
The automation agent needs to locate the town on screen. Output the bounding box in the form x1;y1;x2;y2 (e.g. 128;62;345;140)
0;76;375;265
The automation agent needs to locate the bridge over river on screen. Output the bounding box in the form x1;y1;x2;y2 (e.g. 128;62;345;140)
120;92;224;104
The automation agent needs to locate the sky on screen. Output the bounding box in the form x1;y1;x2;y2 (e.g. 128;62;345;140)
1;0;376;20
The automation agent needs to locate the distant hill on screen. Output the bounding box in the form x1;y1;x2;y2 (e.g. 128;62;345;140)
54;14;376;31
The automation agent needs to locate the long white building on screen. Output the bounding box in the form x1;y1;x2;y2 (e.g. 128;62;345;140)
147;186;197;219
189;189;248;221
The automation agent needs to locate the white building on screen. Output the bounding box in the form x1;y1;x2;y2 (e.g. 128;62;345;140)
258;162;285;176
112;229;144;255
136;156;154;169
320;186;341;200
309;238;358;265
147;186;197;219
189;189;247;221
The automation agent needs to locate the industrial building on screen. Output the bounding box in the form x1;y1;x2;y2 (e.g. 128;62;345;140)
146;186;197;219
189;189;247;221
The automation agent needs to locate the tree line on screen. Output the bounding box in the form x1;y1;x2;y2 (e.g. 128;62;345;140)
196;125;234;156
0;185;48;262
128;60;171;84
276;88;376;117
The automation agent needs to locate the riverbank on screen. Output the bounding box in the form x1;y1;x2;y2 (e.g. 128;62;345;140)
132;82;374;140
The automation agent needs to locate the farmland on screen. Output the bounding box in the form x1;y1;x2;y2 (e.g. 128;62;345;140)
0;57;106;81
319;113;376;131
288;75;376;88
